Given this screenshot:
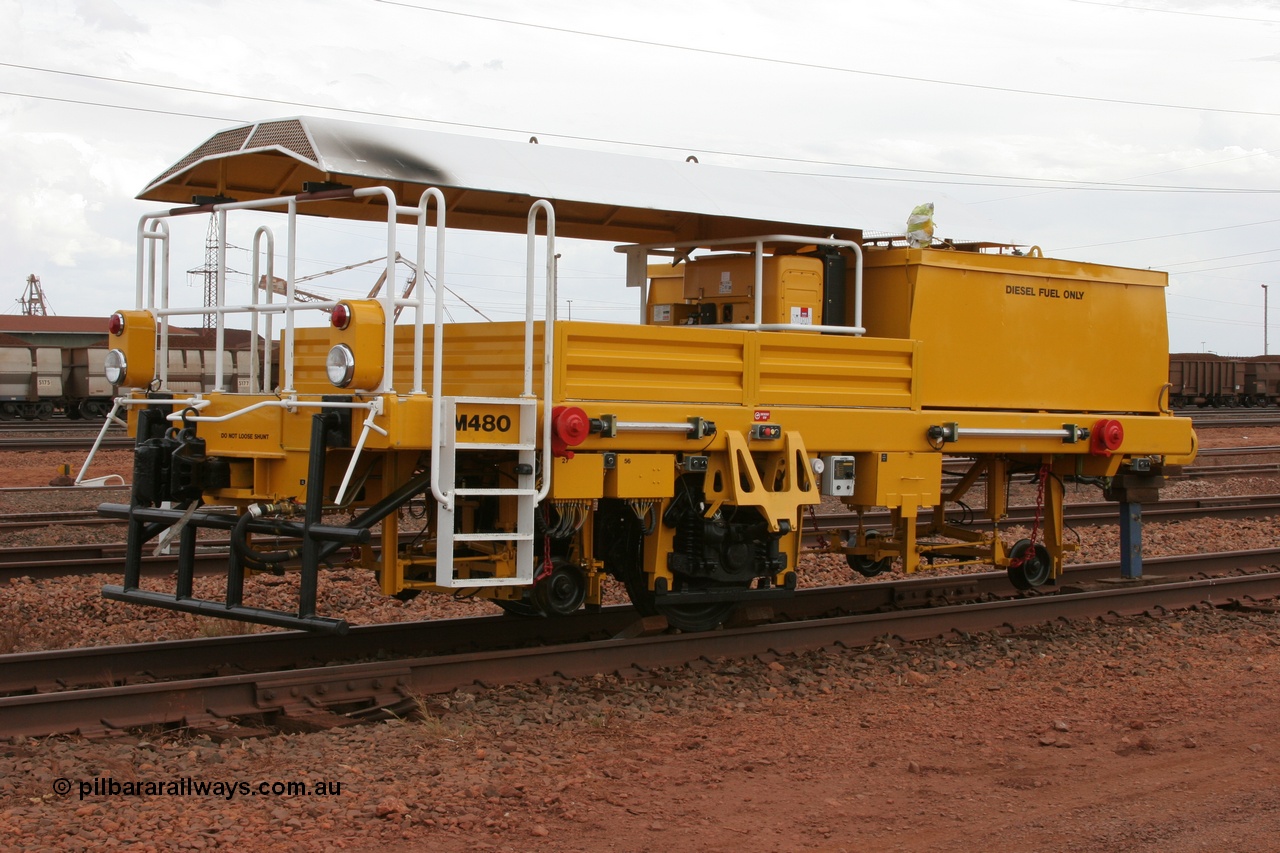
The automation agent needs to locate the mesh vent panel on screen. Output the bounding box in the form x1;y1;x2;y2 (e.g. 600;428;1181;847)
246;120;316;161
152;125;253;185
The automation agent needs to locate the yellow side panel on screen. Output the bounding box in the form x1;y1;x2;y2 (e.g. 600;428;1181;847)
374;395;431;449
549;453;605;500
851;451;941;508
421;323;545;399
292;329;332;394
292;323;543;399
605;454;675;499
201;396;286;457
862;249;1170;413
560;323;747;404
753;334;915;408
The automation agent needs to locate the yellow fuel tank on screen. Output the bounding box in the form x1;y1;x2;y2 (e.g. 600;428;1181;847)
855;248;1169;414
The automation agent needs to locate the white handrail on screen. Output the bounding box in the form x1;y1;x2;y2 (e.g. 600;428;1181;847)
334;397;388;505
74;398;129;487
213;208;228;390
135;217;169;385
428;188;451;510
165;396;378;424
527;200;556;504
414;187;446;395
250;226;275;395
282;198;298;393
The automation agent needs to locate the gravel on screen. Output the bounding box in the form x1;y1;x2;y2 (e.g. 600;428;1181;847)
0;426;1278;850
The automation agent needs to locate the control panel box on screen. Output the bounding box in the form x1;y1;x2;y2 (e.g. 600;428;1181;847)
820;454;856;497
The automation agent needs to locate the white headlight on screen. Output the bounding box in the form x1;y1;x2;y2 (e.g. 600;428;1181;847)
326;344;356;387
104;349;128;386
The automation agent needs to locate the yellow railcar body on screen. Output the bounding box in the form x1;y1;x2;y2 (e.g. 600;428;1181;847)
98;116;1197;633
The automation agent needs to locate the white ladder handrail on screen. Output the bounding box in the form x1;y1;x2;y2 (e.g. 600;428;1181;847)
249;225;274;395
415;187;446;395
527;200;556;503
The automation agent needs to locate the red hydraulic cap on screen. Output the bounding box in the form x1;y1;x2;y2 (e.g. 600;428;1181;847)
551;406;591;459
1090;418;1124;457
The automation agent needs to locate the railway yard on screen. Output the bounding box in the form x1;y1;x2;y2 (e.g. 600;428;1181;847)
0;414;1274;851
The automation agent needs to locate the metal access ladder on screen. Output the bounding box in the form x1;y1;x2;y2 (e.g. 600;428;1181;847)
432;395;539;588
428;201;556;589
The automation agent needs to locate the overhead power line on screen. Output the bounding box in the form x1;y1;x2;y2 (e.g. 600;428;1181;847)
1064;216;1280;250
373;0;1279;117
0;81;1273;196
1065;0;1280;25
2;86;1269;197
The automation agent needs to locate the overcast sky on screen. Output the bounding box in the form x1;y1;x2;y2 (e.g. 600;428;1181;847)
1;0;1277;355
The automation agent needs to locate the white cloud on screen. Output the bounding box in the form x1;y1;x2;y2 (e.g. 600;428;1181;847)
72;0;146;33
0;0;1275;350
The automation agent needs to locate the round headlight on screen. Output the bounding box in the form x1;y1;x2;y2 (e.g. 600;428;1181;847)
331;303;351;330
108;312;125;336
326;344;356;387
104;348;128;385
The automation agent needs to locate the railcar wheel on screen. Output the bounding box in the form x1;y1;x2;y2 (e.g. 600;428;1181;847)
659;601;736;633
620;570;736;632
495;598;542;617
846;530;893;578
532;560;587;617
1007;539;1052;590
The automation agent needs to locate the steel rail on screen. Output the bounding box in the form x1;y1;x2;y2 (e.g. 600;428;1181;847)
3;494;1279;581
0;436;133;451
1;549;1277;739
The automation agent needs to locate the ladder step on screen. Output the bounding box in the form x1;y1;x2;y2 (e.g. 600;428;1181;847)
435;576;533;589
448;395;538;406
454;488;538;497
451;442;535;452
452;532;535;542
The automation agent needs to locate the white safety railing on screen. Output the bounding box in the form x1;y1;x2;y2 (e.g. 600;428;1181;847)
84;187;559;516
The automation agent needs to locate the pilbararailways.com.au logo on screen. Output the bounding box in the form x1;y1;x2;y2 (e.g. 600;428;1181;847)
54;777;344;801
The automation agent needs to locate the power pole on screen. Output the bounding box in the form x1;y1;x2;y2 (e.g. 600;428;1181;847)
200;215;217;329
19;274;51;316
1264;284;1270;356
187;214;233;330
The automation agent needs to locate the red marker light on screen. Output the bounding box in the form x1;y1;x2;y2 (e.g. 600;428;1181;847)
1090;419;1124;457
331;303;351;330
551;406;591;459
108;312;125;336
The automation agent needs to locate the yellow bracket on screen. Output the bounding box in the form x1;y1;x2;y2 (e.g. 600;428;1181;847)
704;430;819;532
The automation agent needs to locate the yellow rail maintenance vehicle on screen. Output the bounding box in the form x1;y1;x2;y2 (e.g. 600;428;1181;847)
94;117;1197;633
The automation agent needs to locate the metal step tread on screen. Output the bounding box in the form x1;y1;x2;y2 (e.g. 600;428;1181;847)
450;531;535;542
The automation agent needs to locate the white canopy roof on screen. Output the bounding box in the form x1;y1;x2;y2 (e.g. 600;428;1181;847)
139;116;1004;245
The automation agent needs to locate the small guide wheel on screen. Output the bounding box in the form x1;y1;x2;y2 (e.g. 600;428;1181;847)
846;530;893;578
532;560;587;617
1007;539;1052;590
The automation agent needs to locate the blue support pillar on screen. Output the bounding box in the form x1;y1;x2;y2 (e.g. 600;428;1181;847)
1119;501;1142;579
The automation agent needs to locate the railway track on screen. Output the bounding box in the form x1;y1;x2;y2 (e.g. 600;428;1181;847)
1185;409;1280;428
3;492;1278;581
0;418;119;431
1;548;1277;739
0;435;133;452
